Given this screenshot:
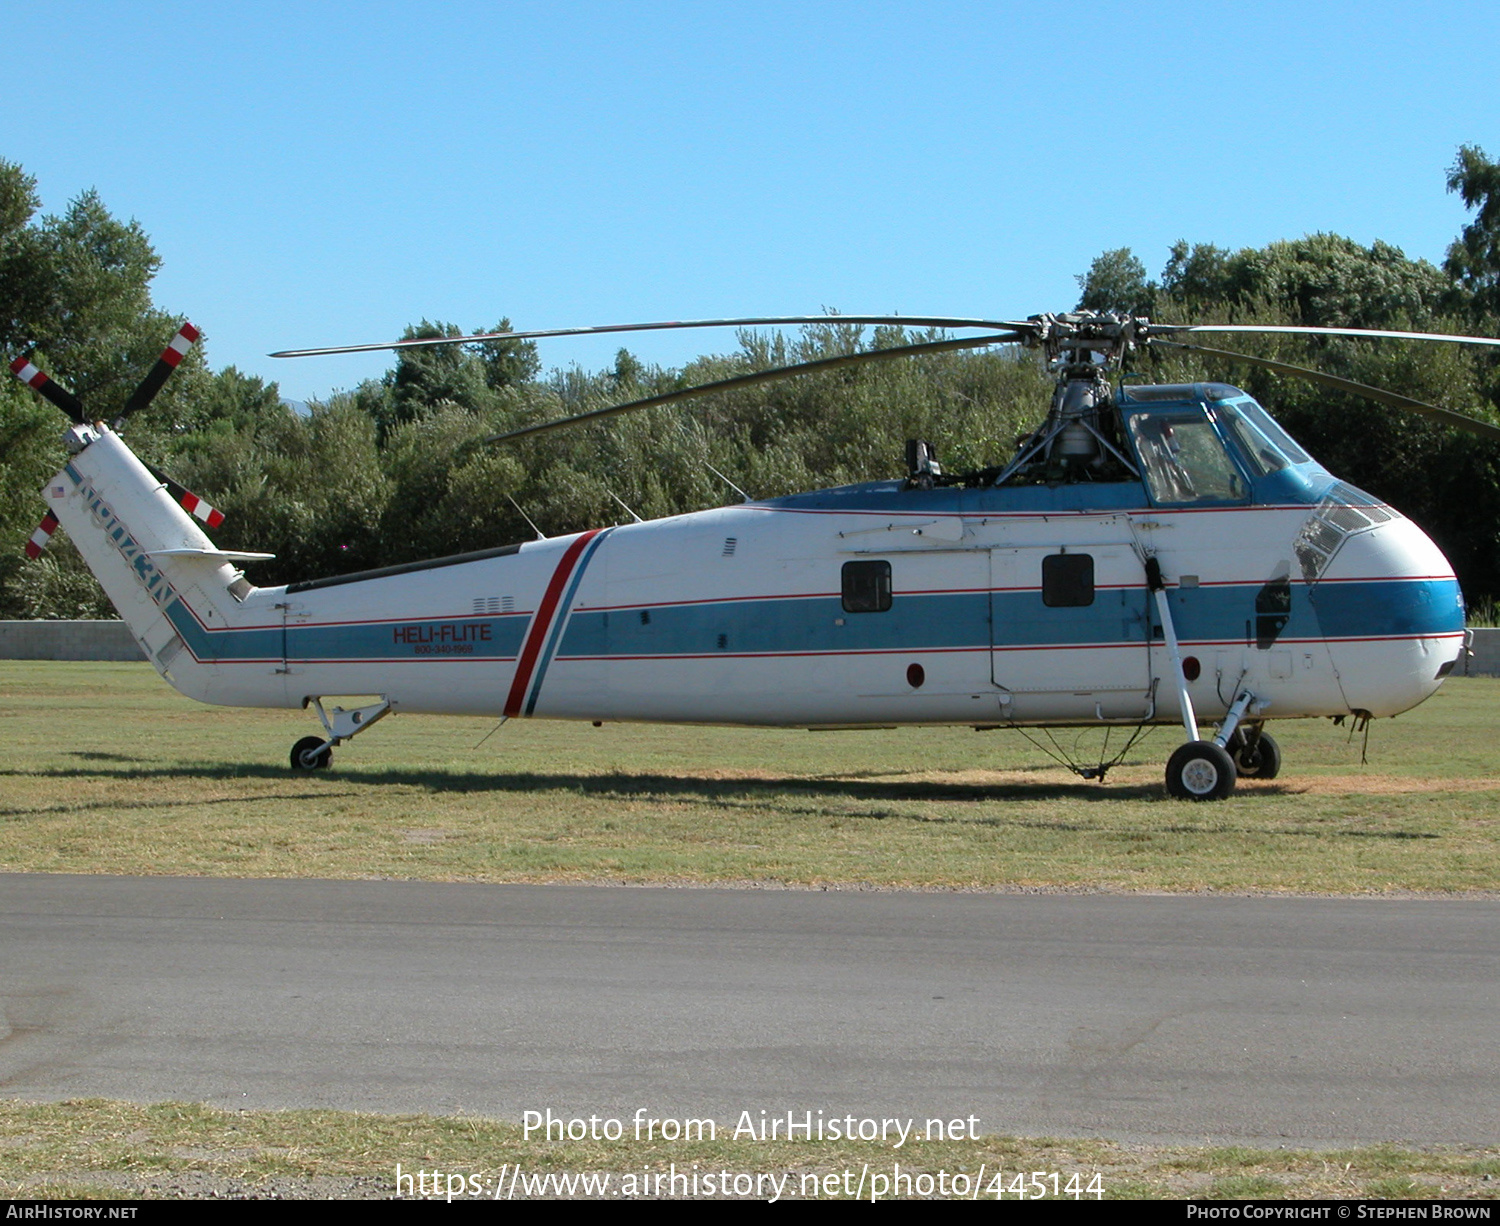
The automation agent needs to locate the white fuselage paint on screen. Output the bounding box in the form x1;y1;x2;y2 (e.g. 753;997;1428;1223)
47;426;1465;732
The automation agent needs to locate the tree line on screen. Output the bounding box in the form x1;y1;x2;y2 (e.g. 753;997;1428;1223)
3;149;1500;619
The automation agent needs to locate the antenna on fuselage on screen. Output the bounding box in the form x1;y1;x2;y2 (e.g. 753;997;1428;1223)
604;489;644;523
507;495;547;540
704;460;752;503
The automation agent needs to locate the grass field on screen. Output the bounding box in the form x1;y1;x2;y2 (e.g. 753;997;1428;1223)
4;662;1499;1200
1;661;1497;894
2;1099;1497;1201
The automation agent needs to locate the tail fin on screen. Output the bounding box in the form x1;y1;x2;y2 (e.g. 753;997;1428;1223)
44;425;270;698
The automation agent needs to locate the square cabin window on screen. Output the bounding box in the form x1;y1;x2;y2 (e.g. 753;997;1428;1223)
1042;553;1094;607
842;560;892;612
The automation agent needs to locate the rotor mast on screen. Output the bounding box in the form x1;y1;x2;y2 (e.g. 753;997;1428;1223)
993;312;1143;485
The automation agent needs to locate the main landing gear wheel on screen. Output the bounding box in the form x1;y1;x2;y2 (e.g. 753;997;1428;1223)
1166;741;1237;801
1231;730;1281;779
290;735;332;771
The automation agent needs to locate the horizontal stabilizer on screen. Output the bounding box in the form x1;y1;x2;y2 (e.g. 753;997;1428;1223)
146;548;275;562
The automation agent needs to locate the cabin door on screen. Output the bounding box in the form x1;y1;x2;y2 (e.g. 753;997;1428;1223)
988;543;1153;720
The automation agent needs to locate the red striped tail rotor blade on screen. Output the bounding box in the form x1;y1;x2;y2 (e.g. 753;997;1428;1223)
119;322;201;420
9;356;85;424
23;512;60;560
142;459;226;528
178;488;225;528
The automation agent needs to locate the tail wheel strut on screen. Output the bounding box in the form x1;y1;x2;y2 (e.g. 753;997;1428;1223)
287;697;392;773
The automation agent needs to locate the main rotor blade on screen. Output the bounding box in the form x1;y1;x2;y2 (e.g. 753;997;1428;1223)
486;332;1020;444
118;322;200;421
9;356;85;424
271;316;1031;359
1152;323;1500;348
1152;339;1500;443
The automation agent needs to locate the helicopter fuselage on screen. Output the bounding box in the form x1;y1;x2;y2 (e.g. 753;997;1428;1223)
49;384;1465;743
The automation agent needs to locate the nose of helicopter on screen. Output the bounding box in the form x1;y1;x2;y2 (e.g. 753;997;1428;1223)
1311;513;1467;717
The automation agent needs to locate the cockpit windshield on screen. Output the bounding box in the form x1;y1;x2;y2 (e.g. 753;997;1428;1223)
1126;410;1247;505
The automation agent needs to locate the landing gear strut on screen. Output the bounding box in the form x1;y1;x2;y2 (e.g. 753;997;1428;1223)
1162;696;1274;799
1148;555;1274;801
1228;726;1281;779
288;697;392;772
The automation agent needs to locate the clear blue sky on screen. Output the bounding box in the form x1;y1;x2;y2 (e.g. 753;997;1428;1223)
6;0;1497;401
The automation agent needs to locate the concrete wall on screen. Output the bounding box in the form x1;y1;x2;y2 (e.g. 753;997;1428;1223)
1467;627;1500;677
0;620;145;661
1;619;1497;674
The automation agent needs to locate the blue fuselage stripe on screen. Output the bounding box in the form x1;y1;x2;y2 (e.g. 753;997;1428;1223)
164;600;530;664
158;577;1463;667
555;578;1463;659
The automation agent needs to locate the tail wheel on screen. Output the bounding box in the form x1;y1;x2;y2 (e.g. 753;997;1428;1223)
1231;731;1281;779
290;735;332;771
1166;741;1237;801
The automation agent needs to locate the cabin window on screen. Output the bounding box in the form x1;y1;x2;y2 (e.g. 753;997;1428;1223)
842;560;892;612
1254;578;1292;649
1042;553;1094;607
1127;411;1248;505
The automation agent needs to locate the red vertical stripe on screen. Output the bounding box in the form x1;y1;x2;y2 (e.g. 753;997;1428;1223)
503;530;601;717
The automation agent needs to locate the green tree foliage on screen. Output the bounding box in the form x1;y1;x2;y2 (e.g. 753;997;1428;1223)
368;319;541;442
1076;248;1153;314
1083;217;1500;603
0;162;192;617
1446;144;1500;318
1080;234;1455;328
11;151;1500;625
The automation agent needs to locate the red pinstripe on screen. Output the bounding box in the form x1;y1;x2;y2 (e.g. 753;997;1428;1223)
503;530;602;717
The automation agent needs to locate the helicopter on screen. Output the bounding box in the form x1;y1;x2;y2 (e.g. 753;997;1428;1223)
11;310;1498;800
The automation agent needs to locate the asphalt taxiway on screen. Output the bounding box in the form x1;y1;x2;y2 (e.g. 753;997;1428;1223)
2;873;1495;1146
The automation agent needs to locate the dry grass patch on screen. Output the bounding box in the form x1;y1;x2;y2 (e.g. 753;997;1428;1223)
2;663;1498;894
2;1099;1497;1200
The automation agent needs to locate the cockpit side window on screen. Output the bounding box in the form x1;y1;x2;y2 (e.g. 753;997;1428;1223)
1217;403;1286;476
1126;410;1248;505
1217;399;1310;474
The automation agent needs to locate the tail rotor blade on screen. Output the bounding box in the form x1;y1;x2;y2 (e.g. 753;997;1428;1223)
119;322;201;421
142;459;226;528
9;356;85;424
23;511;60;560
